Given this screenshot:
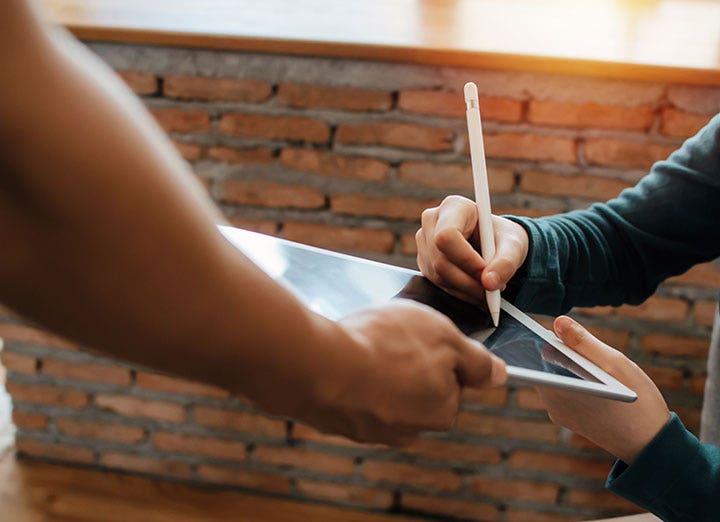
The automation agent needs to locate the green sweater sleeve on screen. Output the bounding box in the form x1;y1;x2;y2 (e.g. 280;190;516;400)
506;114;720;315
606;413;720;521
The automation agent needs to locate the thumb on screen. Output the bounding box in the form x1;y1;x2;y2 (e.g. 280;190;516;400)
553;316;623;376
482;242;524;292
456;339;507;388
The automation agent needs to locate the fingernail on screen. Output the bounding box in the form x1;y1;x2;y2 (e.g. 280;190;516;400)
554;316;578;336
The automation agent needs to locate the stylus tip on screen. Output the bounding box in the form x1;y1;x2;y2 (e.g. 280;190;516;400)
491;311;500;327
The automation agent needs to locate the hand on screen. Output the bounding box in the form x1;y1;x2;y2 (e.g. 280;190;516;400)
538;316;671;463
416;195;529;305
308;299;507;446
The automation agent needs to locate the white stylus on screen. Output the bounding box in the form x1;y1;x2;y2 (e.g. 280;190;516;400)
464;82;500;327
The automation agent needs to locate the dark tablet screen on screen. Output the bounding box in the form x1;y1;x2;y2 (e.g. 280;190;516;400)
224;228;597;382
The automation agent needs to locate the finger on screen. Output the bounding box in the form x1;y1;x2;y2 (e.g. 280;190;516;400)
553;316;625;376
429;257;488;302
433;200;485;278
454;338;507;388
483;220;527;290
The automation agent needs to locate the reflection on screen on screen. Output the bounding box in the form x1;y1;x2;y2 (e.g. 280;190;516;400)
479;311;600;382
395;277;600;383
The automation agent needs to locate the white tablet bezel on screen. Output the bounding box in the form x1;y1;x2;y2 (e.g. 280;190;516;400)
497;299;636;402
219;226;637;403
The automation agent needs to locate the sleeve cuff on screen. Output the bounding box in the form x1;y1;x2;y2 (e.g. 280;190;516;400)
502;215;566;314
606;412;701;511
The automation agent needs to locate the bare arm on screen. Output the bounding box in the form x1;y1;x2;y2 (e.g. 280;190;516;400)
0;0;504;444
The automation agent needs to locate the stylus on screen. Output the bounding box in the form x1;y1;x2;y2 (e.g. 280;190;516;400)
464;82;500;327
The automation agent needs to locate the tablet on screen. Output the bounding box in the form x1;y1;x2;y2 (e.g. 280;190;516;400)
220;226;637;402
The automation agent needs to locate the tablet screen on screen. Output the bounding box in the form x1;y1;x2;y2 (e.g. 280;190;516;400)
395;276;599;382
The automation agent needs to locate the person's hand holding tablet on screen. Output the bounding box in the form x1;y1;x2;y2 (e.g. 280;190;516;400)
539;316;670;464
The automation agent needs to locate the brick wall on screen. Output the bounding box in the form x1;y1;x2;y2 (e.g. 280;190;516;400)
1;42;719;521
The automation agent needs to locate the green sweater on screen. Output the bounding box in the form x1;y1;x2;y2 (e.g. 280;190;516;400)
507;114;720;521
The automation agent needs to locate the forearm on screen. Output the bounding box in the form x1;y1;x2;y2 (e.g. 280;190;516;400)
0;4;347;415
506;115;720;315
607;413;720;522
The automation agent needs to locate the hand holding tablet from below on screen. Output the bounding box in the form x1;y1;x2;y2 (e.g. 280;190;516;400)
539;316;670;463
416;195;529;305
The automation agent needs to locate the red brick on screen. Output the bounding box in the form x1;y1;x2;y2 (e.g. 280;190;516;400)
193;406;286;438
164;75;271;102
278;83;392;111
401;494;499;522
42;359;131;386
12;411;48;430
400;232;417;256
515;388;544;410
283;222;394;254
566;488;643;512
454;413;560;443
101;452;192;478
330;194;440;220
136;372;230;399
56;418;146;443
399;90;522;122
661;108;712;138
336;122;454;152
690;374;706;395
0;351;36;374
153;432;245;461
616;296;689;322
398;161;515;192
17;439;95;464
7;382;88;408
460;387;509;407
150;108;210;133
197;465;291;493
471;476;559;503
528;101;654;131
223;180;325;209
505;509;582;522
584;139;676;169
95;394;185;423
253;446;355;475
172;140;203;161
484;133;576;163
675;406;701;432
640;334;708;358
402;438;502;464
641;365;684;390
219;113;330;143
363;461;462;491
224;217;278;236
694;300;717;327
509;450;611;479
117;70;157;95
296;480;393;508
207;146;274;164
291;422;365;448
668;262;720;288
520;171;631;200
280;149;390;182
0;323;78;351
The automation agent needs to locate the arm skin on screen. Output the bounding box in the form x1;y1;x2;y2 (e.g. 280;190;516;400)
0;0;505;445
